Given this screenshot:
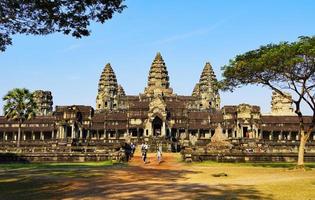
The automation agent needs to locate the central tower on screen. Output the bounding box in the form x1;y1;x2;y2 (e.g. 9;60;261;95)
144;52;173;97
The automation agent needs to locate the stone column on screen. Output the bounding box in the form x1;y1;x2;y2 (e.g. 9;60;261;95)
161;122;166;136
51;130;54;139
23;131;26;140
32;131;35;140
288;131;291;140
269;131;273;141
79;128;82;139
197;129;200;139
313;133;315;141
87;129;90;139
185;127;189;140
58;126;62;139
14;132;17;141
168;128;171;138
106;130;109;140
115;129;119;139
4;132;7;141
40;131;44;140
279;131;283;140
96;130;99;140
71;125;75;138
148;122;152;137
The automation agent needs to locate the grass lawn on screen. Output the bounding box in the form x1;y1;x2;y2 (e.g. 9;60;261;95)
193;160;315;169
0;160;115;170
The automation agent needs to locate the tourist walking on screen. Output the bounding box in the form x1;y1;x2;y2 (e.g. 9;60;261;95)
141;142;148;164
157;144;162;164
123;142;132;162
130;142;136;157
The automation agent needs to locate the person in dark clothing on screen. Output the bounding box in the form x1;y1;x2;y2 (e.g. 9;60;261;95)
123;142;132;162
130;142;136;157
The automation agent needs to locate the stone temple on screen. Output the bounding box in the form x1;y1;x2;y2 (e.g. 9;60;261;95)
1;52;315;156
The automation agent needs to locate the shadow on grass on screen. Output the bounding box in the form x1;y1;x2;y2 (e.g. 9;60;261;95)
0;160;121;170
193;161;315;169
0;164;273;200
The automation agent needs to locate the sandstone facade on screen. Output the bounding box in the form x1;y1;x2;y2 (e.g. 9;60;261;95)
1;53;315;149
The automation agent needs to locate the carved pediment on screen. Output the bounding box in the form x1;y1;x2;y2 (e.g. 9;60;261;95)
148;96;167;121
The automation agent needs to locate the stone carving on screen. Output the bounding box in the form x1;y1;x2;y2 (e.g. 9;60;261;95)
96;63;124;111
192;83;200;97
117;84;126;96
271;91;295;115
33;90;53;116
209;124;232;148
144;52;173;97
192;62;220;110
144;95;167;136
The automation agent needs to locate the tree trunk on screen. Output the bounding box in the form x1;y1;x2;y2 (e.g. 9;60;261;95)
297;129;311;167
17;123;21;148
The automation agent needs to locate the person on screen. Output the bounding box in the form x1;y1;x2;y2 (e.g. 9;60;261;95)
157;144;162;164
141;142;148;164
123;142;132;162
130;142;136;157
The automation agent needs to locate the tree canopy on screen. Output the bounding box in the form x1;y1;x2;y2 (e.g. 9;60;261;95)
222;36;315;115
221;36;315;166
3;88;37;147
0;0;126;51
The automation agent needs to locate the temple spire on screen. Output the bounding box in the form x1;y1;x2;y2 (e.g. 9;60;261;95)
96;63;119;111
144;52;173;97
117;84;126;96
192;62;220;109
192;83;200;97
199;62;217;92
98;63;118;93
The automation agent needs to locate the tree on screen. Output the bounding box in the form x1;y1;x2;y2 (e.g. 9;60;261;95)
3;88;37;147
0;0;126;51
221;36;315;167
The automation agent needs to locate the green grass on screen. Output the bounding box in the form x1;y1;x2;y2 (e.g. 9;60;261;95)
0;160;116;170
191;161;315;168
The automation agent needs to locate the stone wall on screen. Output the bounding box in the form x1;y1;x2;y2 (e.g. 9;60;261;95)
182;139;315;162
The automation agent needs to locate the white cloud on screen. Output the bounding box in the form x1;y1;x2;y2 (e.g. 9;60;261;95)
151;19;227;45
61;44;82;52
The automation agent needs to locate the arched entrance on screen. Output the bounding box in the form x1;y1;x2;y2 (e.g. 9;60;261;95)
152;116;163;136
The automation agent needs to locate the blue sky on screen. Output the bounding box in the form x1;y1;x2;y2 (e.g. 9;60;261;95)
0;0;314;114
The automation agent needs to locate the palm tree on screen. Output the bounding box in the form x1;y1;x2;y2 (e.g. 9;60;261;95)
3;88;36;147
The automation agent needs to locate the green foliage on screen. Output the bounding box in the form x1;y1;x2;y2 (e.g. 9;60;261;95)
3;88;36;123
0;0;126;51
221;36;315;115
221;36;315;94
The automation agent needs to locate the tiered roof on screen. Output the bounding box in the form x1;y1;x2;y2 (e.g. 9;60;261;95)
144;52;173;97
33;90;53;116
117;84;126;96
97;63;118;95
198;62;218;93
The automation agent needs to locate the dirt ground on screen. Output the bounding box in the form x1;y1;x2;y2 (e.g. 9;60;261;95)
1;152;315;200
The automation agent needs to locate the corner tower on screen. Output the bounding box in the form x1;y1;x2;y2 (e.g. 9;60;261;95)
192;62;220;109
33;90;53;116
96;63;125;111
144;52;173;97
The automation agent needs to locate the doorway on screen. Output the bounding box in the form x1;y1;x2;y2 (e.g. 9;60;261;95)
152;116;163;136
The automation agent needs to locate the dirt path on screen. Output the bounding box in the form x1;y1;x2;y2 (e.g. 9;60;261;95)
1;150;315;200
128;147;182;170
